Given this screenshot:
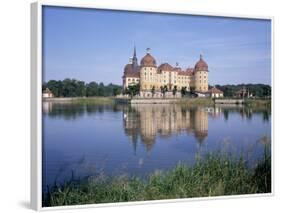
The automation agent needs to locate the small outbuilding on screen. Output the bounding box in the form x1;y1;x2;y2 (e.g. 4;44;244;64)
234;87;252;98
208;87;223;98
42;88;54;98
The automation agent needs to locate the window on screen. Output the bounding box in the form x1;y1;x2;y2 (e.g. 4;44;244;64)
128;78;131;81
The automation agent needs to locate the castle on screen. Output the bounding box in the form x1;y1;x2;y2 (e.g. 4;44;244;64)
122;47;209;98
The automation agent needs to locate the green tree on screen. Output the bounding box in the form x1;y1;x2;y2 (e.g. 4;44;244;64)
98;83;105;96
172;85;177;96
126;84;140;97
62;79;77;97
190;86;195;95
181;86;187;97
86;81;99;97
151;86;155;97
113;87;122;96
47;80;63;97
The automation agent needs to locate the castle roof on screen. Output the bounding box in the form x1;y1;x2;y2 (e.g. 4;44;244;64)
195;55;208;72
123;63;140;78
158;63;173;71
140;52;157;67
208;87;223;94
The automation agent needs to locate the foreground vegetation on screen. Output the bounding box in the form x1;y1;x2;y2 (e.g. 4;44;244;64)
43;152;271;207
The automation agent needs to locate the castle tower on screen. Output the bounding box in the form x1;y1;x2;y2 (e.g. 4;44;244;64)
139;48;157;94
194;54;209;93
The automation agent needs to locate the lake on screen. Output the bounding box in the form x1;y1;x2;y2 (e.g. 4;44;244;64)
42;102;271;191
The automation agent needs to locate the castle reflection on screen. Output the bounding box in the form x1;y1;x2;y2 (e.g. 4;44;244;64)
123;104;209;152
43;101;271;154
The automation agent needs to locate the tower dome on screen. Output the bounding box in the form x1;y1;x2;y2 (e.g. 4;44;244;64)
158;63;173;71
124;63;133;74
140;48;157;67
194;54;208;71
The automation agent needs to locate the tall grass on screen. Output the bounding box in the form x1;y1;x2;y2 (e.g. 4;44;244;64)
43;152;271;207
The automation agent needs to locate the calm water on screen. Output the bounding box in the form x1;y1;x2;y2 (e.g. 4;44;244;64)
42;102;271;190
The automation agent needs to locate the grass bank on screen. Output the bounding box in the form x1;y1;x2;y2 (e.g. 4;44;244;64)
244;99;271;109
43;153;271;207
178;98;214;107
71;97;115;104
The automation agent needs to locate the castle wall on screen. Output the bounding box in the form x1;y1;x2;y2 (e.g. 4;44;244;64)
124;77;140;89
195;70;208;92
139;67;193;92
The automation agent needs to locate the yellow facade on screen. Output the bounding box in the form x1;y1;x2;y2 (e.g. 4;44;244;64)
123;49;209;96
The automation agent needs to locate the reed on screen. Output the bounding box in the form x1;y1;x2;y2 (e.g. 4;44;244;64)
43;152;271;207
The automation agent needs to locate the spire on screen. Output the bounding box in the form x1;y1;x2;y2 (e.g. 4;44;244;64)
133;45;136;57
200;54;203;60
132;45;138;69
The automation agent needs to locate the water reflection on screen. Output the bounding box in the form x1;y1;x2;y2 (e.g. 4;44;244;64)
43;101;271;153
123;105;209;151
42;101;271;189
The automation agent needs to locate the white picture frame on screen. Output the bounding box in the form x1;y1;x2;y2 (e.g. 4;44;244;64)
31;1;274;211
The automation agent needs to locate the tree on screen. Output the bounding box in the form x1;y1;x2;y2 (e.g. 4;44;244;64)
164;85;168;97
61;79;77;97
181;86;187;97
161;85;168;98
172;85;177;97
47;80;63;97
98;82;105;96
75;80;86;97
190;86;195;95
126;84;140;98
151;86;155;97
113;87;122;96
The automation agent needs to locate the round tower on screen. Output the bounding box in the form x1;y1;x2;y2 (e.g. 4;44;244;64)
139;48;157;93
194;54;209;93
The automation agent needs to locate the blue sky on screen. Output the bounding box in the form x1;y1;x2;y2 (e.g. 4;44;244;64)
43;6;271;85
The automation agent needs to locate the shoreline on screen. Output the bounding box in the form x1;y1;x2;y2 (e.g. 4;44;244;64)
42;97;271;108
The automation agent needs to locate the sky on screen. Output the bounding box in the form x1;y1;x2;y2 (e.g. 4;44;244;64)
42;6;271;85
